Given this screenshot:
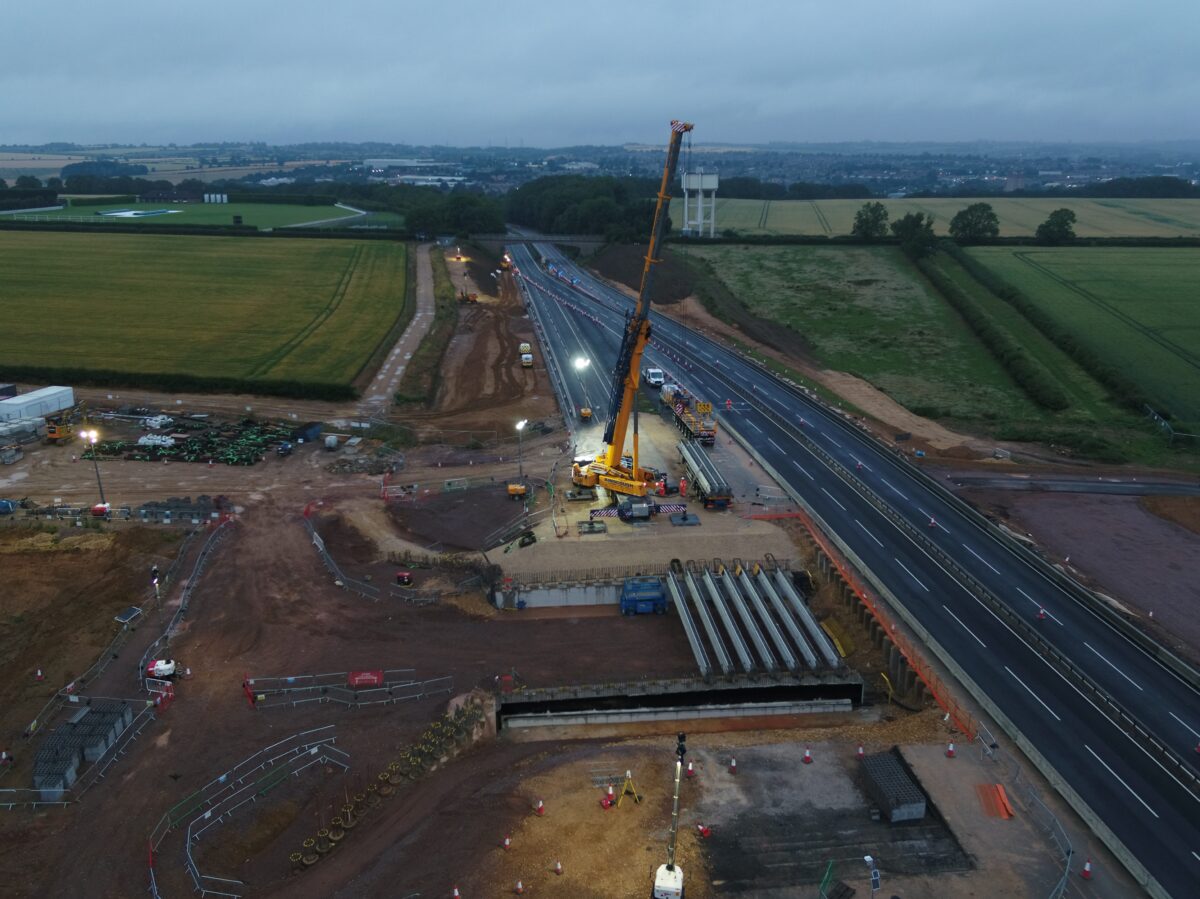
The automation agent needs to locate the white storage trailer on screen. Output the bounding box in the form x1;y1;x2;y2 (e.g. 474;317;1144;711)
0;386;75;422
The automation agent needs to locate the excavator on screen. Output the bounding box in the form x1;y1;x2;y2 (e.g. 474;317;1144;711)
572;120;693;498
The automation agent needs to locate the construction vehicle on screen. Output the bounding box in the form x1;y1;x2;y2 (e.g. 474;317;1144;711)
500;254;512;271
579;405;593;422
662;385;717;446
146;659;177;679
520;353;534;368
44;401;87;445
573;120;693;498
620;576;667;615
518;342;532;354
652;733;688;898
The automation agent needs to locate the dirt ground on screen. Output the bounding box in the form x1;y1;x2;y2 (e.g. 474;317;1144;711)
402;248;560;438
0;236;1171;899
954;486;1200;662
0;526;183;761
0;496;705;898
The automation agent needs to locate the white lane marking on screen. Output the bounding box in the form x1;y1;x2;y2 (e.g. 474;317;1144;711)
942;604;987;648
768;438;784;452
820;487;846;511
1084;642;1143;691
962;543;1002;575
1084;744;1159;819
856;519;884;547
823;433;842;448
792;461;814;480
881;478;908;500
745;420;762;433
1016;587;1063;625
1004;665;1062;721
895;558;929;591
875;506;1200;805
1170;711;1200;740
1193;850;1200;863
851;457;872;471
917;507;949;532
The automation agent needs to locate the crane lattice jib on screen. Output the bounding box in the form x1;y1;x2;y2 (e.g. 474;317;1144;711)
601;120;694;451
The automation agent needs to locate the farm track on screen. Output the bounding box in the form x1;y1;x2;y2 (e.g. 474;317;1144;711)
1013;250;1200;372
810;200;832;235
248;244;365;378
758;200;771;230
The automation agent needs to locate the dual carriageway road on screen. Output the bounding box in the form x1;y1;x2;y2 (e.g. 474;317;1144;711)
509;241;1200;897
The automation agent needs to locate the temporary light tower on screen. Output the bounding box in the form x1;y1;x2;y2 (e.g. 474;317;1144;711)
652;732;688;898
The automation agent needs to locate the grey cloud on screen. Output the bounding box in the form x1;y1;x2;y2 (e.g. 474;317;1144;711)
1;0;1196;145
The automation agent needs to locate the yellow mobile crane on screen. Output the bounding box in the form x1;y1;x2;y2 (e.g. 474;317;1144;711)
572;119;693;497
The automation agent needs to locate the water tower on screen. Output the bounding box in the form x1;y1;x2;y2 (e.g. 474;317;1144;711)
679;170;719;237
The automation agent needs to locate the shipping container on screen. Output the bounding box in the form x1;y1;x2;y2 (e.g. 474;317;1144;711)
0;385;74;422
291;421;322;443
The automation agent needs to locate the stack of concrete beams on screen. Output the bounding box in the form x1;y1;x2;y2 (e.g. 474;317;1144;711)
862;751;927;822
671;561;841;676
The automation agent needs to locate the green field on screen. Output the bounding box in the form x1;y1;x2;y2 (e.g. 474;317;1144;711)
5;201;363;229
967;247;1200;425
676;244;1043;423
0;232;407;392
670;197;1200;238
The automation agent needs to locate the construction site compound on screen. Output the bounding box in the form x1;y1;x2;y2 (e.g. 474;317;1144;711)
0;198;1179;896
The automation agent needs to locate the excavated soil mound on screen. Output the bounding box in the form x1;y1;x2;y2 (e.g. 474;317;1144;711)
589;242;697;303
387;484;524;551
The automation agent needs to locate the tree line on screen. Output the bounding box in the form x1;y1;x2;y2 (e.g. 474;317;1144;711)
851;201;1077;255
505;175;661;241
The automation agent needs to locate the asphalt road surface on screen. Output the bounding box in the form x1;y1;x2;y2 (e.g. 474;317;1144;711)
510;242;1200;898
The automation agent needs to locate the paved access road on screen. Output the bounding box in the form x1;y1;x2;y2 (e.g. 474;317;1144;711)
510;242;1200;898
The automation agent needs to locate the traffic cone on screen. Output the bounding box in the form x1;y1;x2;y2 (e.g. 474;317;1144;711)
35;669;44;682
1194;741;1200;755
686;761;695;778
535;799;545;816
452;889;461;898
802;746;814;765
946;742;956;758
514;881;524;895
1036;607;1047;621
696;823;712;838
729;757;737;774
928;516;938;528
856;744;865;761
1080;858;1094;881
554;860;563;876
856;462;863;471
503;834;511;850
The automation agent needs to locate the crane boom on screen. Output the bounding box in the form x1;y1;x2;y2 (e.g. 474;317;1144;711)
574;120;694;497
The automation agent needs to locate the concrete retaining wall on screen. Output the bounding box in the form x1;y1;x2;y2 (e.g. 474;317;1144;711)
505;698;851;729
516;583;622;607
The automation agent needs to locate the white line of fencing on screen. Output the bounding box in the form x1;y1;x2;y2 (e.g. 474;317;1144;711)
301;514;380;598
147;727;347;896
182;741;350;897
138;519;234;690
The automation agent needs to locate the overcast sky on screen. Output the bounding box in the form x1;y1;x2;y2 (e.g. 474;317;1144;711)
3;0;1197;147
